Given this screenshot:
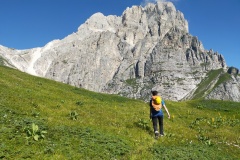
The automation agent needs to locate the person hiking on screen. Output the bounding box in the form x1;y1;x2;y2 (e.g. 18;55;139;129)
150;90;170;139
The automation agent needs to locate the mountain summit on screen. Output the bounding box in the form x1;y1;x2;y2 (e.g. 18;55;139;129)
0;2;239;101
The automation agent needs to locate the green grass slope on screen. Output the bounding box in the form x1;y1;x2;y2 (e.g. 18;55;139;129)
191;69;223;99
0;66;240;159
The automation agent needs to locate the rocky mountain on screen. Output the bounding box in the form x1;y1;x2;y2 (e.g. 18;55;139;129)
0;1;239;102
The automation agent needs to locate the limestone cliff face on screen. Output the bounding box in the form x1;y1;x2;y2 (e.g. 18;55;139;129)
1;2;236;102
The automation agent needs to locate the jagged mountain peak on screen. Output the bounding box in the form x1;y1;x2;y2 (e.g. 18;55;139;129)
79;12;116;32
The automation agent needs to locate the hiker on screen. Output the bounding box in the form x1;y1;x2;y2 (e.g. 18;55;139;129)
150;90;170;138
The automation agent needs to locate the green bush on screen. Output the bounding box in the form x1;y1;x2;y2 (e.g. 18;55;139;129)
25;123;47;141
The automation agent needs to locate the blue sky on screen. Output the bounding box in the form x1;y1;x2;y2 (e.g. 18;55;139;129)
0;0;239;69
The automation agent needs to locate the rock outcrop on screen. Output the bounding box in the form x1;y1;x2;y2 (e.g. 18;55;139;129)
1;2;238;102
227;67;239;75
206;75;240;102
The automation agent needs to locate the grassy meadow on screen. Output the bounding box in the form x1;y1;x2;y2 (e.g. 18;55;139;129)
0;66;239;159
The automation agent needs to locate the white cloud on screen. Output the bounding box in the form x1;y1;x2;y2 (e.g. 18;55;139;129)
141;0;158;6
141;0;179;6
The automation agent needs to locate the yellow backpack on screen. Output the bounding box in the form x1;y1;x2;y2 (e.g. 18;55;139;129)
154;96;161;105
152;96;162;111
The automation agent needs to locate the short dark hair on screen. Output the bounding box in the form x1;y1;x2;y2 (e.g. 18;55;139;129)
151;90;158;96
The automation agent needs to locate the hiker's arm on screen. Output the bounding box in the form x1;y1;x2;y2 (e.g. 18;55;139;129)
163;104;170;119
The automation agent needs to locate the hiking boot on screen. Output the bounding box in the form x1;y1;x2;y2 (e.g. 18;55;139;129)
154;131;159;139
